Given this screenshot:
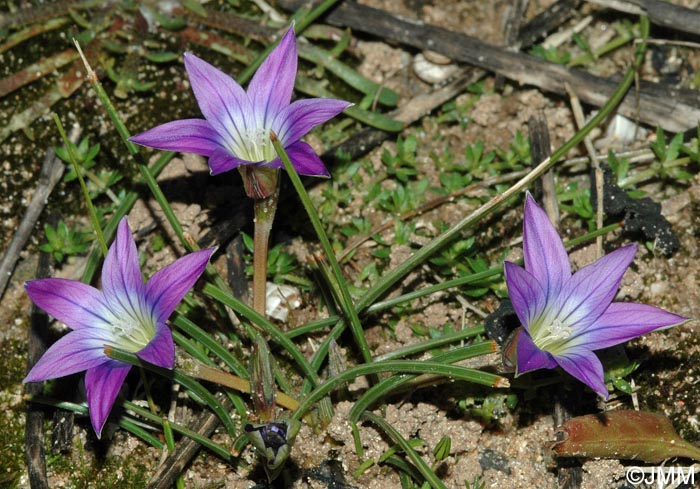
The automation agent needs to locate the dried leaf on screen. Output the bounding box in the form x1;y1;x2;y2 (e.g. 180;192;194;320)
551;410;700;463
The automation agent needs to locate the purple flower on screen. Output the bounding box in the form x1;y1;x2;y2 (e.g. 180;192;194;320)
129;26;350;178
504;193;686;398
23;218;215;436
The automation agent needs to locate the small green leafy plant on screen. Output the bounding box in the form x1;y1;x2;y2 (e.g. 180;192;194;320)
39;220;91;263
55;137;100;182
241;232;300;283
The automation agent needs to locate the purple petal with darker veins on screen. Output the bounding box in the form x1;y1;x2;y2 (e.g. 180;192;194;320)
515;328;558;375
248;27;297;128
554;348;607;398
522;193;571;299
208;147;254;175
23;328;113;382
555;244;637;331
273;98;351;145
146;247;215;323
136;323;175;368
567;302;687;351
25;278;108;330
129;119;221;156
102;217;144;308
85;360;131;437
184;52;253;148
267;140;330;177
504;261;547;330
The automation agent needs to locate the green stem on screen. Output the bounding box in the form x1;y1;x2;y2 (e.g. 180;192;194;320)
138;366;159;416
271;134;374;368
569;31;633;67
80;151;174;283
28;397;169;452
44;398;166;449
119;418;165;450
253;189;279;315
372;326;486;362
52;113;108;257
291;226;616;345
73;39;193;254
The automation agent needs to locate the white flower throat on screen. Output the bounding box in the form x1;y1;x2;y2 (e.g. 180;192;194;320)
108;305;155;353
229;126;276;163
533;315;573;352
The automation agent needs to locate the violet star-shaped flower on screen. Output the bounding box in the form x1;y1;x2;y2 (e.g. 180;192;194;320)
129;26;350;178
504;193;686;398
23;218;215;436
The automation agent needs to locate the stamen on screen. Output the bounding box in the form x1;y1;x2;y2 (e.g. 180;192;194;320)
230;125;276;162
549;318;572;339
107;306;155;352
533;317;573;351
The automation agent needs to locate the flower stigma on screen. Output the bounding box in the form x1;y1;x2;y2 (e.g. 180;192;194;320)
533;316;574;352
229;126;275;163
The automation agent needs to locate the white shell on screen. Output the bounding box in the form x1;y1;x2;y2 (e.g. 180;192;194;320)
266;283;302;322
594;113;648;149
413;53;460;84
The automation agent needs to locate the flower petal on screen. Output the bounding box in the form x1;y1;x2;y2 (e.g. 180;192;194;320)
208;147;253;175
85;360;131;437
23;328;114;382
515;327;558;375
102;218;147;321
567;302;688;351
522;193;571;299
184;52;254;150
554;348;607;398
555;244;637;331
264;140;330;177
129;119;222;156
248;27;297;128
25;278;110;330
273;98;351;145
136;322;175;369
504;261;547;331
145;247;215;323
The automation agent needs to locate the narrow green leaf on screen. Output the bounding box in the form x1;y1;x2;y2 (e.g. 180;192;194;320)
293;359;508;423
363;412;446;489
105;347;238;437
202;283;322;388
295;76;404;131
144;51;179;63
297;43;398;107
271;135;374;369
172;314;247;376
